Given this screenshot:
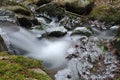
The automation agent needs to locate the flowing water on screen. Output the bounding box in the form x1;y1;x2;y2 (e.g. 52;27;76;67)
0;15;120;80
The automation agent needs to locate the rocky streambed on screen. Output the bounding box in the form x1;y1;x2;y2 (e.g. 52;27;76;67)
0;0;120;80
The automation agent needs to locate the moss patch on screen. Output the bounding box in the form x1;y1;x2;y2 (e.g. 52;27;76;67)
89;6;120;25
0;52;51;80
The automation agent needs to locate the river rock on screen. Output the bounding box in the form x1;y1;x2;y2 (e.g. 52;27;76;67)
1;0;39;28
52;0;94;15
71;27;92;37
32;25;67;37
8;5;39;28
36;3;65;21
45;26;67;37
59;13;84;30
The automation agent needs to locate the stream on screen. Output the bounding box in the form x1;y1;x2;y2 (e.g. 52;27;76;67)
0;12;120;80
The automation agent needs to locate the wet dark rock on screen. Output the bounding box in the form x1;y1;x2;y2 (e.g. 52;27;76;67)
20;0;51;6
47;31;67;37
17;17;32;28
0;35;8;52
36;3;65;21
35;0;52;6
31;25;67;37
65;1;94;15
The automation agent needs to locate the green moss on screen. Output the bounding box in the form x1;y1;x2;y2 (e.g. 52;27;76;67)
7;5;31;16
10;55;44;69
0;52;51;80
0;0;33;16
0;0;18;7
89;6;120;25
117;78;120;80
96;42;107;52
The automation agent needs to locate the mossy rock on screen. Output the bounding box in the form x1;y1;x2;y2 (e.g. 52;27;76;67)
0;52;52;80
36;3;65;21
22;0;51;6
7;5;39;28
1;0;39;28
59;11;87;30
71;27;92;37
52;0;94;15
7;5;32;16
0;0;18;7
89;6;120;25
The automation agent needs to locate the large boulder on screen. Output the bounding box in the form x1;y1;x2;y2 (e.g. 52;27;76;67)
1;0;39;28
52;0;94;15
36;3;65;21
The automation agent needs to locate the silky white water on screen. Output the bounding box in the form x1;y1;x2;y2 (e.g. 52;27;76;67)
0;26;72;70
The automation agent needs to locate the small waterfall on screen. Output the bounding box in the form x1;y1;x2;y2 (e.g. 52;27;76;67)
0;26;72;70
